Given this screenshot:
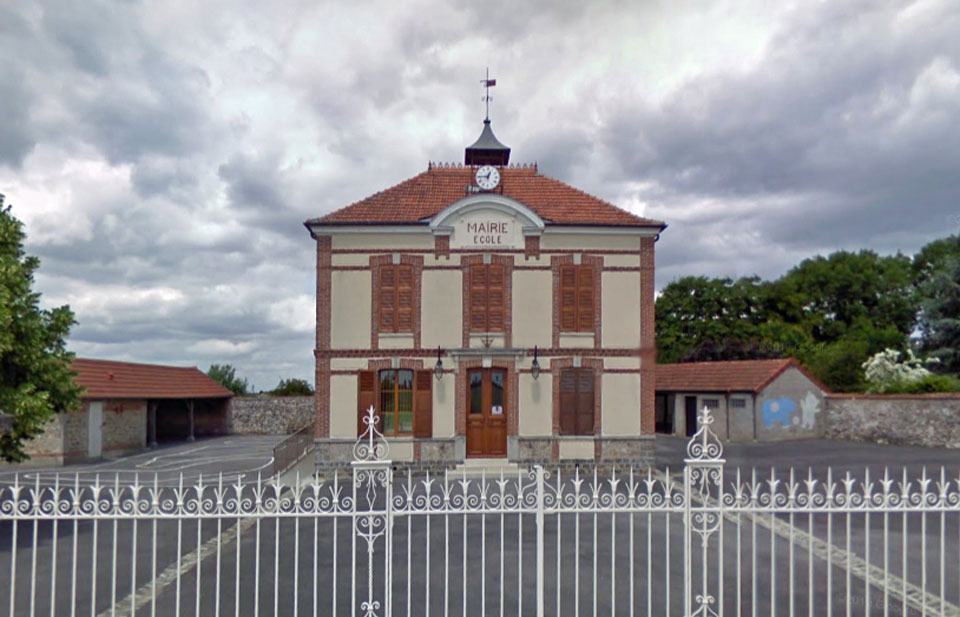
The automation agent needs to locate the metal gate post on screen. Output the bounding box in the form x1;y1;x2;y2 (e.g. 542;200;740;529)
535;465;545;617
353;406;392;617
683;407;725;617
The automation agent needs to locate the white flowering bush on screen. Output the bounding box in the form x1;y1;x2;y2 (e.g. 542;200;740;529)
860;348;960;393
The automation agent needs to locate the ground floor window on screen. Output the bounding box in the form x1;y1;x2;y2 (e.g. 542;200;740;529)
559;368;594;435
379;369;414;435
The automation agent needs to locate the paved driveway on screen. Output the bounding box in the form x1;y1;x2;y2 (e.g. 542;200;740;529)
0;435;286;487
656;434;960;476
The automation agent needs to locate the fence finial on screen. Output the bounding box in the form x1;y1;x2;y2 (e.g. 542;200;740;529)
354;405;388;462
685;406;724;462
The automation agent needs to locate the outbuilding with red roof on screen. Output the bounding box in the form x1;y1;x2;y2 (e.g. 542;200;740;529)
655;358;831;441
19;358;233;464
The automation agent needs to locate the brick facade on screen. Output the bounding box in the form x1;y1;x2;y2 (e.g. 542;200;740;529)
314;235;332;438
639;236;656;435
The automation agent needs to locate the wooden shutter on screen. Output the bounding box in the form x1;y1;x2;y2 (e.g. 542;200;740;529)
470;264;487;331
379;267;396;332
577;267;594;332
559;369;578;435
559;265;595;333
576;369;595;435
559;368;595;436
357;371;376;437
487;265;505;332
396;265;413;333
413;370;432;438
560;266;577;331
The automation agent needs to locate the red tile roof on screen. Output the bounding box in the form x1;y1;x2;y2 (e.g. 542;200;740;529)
307;164;665;228
71;358;234;400
656;358;831;394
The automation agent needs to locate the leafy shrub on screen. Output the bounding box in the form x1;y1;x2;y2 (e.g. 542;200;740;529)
271;378;314;396
880;373;960;394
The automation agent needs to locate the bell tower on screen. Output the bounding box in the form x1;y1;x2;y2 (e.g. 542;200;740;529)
464;70;511;166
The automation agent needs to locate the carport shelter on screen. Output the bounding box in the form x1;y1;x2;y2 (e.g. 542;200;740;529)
15;358;233;465
655;358;830;442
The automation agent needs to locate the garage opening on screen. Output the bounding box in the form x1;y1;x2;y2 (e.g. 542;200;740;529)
152;398;230;443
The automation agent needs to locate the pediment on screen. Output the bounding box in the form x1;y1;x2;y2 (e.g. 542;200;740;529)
428;195;544;250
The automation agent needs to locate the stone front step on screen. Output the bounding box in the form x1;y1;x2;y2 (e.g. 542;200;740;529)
452;458;523;478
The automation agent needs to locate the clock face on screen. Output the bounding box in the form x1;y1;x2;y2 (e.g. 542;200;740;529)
475;165;500;190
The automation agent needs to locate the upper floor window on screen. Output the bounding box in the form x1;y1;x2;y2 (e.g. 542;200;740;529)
469;263;506;332
560;265;596;332
378;264;414;333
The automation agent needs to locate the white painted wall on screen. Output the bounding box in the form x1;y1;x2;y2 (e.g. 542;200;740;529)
601;374;642;436
433;375;455;438
601;272;641;348
330;375;358;438
331;270;371;349
559;439;594;459
518;373;552;436
331;233;431;250
421;270;463;350
512;270;552;348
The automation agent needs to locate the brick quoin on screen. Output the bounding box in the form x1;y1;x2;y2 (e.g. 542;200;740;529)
434;235;450;259
524;235;540;259
314;235;332;438
639;236;656;435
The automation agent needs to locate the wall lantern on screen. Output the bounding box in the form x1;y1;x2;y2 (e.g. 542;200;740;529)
531;345;541;381
434;346;444;381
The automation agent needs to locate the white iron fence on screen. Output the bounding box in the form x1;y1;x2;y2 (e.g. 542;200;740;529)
2;407;960;617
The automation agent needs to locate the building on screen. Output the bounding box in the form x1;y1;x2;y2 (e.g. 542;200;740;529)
654;358;831;441
14;358;233;465
305;117;665;470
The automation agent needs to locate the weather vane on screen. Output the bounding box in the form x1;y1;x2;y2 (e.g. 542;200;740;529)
481;67;496;121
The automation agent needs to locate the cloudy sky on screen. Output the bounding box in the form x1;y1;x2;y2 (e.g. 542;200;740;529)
2;0;958;389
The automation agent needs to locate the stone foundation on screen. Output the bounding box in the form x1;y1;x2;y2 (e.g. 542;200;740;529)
315;435;655;477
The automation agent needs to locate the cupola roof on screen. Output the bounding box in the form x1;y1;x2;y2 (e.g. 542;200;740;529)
464;120;510;166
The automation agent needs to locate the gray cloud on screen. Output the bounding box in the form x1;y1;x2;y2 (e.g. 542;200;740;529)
2;0;958;387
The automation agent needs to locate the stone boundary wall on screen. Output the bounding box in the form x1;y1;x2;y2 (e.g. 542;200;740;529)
825;393;960;448
228;396;313;435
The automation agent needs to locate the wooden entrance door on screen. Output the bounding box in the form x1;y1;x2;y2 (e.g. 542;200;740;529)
466;368;507;457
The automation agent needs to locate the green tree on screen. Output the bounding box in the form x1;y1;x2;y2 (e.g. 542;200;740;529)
0;196;83;462
655;276;768;363
914;235;960;374
271;378;314;396
777;250;917;345
804;338;870;393
912;234;959;286
917;255;960;374
206;364;250;396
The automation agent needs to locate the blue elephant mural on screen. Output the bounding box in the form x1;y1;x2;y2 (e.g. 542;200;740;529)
762;397;796;429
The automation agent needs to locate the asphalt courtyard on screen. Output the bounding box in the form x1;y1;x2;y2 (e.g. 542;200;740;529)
2;435;959;616
0;435;287;487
